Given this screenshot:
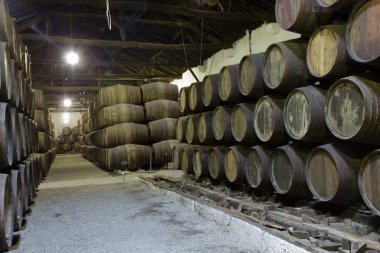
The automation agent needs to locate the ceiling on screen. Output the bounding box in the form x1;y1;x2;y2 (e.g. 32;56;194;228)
7;0;275;111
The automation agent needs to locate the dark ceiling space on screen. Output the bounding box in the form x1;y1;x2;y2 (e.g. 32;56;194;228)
6;0;275;109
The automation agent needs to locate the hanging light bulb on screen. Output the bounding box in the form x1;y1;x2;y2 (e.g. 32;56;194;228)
62;112;70;124
65;51;79;65
63;98;72;107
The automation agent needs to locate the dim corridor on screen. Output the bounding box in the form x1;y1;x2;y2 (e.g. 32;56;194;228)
12;154;258;253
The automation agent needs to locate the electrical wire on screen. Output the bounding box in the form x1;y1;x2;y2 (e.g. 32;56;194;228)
106;0;112;30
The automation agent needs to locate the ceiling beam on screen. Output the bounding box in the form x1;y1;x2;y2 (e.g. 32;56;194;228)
32;1;266;20
17;14;43;32
31;58;187;67
34;86;101;92
22;33;230;50
32;74;180;81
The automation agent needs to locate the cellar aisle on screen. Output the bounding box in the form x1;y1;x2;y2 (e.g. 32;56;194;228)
12;154;258;253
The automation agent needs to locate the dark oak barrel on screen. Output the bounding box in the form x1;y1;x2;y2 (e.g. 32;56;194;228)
202;74;221;109
9;107;20;163
144;100;180;122
245;145;273;191
218;64;241;103
270;143;312;198
224;146;248;184
275;0;333;35
176;116;188;143
15;164;28;213
0;103;12;169
306;142;369;206
284;86;332;143
9;60;19;108
0;42;12;101
148;118;177;142
179;87;190;115
173;143;189;170
185;114;200;144
152;140;179;165
212;106;234;143
208;146;227;181
18;113;26;159
141;82;178;102
10;170;22;230
0;0;8;41
307;25;364;80
346;0;380;67
197;111;217;145
359;149;380;216
189;82;206;113
0;173;13;251
96;104;145;130
108;144;151;171
325;74;380;144
238;53;266;98
181;145;196;174
98;84;142;108
32;89;46;111
193;146;213;179
254;96;288;145
231;103;259;144
263;40;313;92
62;126;72;136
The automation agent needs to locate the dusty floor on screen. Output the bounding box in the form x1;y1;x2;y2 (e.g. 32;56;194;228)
12;154;258;253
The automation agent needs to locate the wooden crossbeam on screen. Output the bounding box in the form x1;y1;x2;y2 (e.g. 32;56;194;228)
32;73;181;81
22;33;230;50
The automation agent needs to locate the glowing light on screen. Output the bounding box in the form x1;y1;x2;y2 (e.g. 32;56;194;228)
63;98;72;107
62;112;70;124
65;51;79;65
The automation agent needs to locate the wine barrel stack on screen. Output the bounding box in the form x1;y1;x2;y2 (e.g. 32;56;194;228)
79;83;181;171
56;126;79;153
174;0;380;217
0;2;56;250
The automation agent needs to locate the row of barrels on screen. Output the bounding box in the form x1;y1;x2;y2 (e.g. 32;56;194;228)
0;150;55;250
87;82;179;117
56;126;79;153
175;141;380;216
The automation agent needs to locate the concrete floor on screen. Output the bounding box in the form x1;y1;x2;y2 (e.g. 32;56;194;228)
11;154;260;253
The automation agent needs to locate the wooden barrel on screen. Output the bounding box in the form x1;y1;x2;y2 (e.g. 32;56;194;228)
33;109;46;132
245;145;273;190
0;173;14;251
202;74;221;109
231;103;258;144
270;143;312;198
16;164;28;213
193;147;213;179
9;108;20;163
284;86;332;143
0;42;12;101
275;0;333;35
72;126;79;135
141;82;178;102
212;106;234;143
238;53;266;98
189;82;205;112
325;74;380;144
148;118;177;142
179;87;190;115
99;85;142;108
224;146;247;184
108;144;151;171
97;104;144;130
316;0;360;12
9;59;19;108
218;64;241;103
67;134;78;144
263;41;313;92
359;149;380;215
62;126;71;136
208;146;227;181
62;143;72;152
0;103;12;169
152;140;179;165
306;142;369;205
185;114;200;144
173;143;189;170
144;99;180;122
181;145;196;174
18;113;26;159
10;170;22;230
37;132;49;153
346;0;380;67
254;96;288;145
32;89;46;111
21;160;34;204
97;123;149;148
307;25;364;80
0;0;8;41
197;111;217;145
176;116;188;143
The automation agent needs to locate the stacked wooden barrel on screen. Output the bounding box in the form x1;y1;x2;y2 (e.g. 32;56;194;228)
56;126;80;153
79;83;180;171
0;3;56;250
174;0;380;217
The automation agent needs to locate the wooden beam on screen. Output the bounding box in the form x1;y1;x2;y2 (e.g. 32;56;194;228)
22;33;230;50
32;1;266;20
34;86;101;92
17;14;43;32
31;58;186;67
32;74;180;81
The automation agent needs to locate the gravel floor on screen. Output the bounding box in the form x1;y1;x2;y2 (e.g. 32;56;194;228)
11;154;257;253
